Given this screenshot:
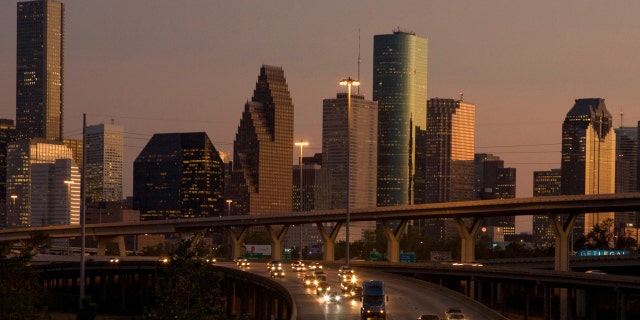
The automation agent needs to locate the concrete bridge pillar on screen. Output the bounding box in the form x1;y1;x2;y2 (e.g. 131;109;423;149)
229;226;248;259
316;222;342;262
96;235;126;256
380;220;408;263
266;224;290;261
454;217;482;262
549;212;577;320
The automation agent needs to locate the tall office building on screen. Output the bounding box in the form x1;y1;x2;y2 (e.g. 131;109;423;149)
0;120;16;228
86;123;124;204
474;153;516;234
532;169;562;246
422;98;475;240
373;30;428;206
133;132;225;220
322;93;378;210
614;125;638;231
561;98;616;236
16;0;64;142
6;139;78;227
229;65;294;215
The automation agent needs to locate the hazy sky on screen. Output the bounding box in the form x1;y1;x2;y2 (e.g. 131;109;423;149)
2;1;640;232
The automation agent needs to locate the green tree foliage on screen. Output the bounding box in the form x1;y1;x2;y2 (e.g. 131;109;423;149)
0;231;50;319
144;234;226;320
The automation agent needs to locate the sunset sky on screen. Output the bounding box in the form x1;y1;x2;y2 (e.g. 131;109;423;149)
2;1;640;232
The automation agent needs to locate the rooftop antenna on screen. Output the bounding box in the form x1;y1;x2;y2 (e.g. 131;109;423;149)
357;28;361;95
459;90;464;101
620;109;624;127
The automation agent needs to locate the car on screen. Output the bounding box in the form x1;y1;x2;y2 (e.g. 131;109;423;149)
313;275;327;286
339;269;357;284
270;269;285;278
313;270;327;278
323;291;341;303
444;307;466;320
303;275;315;287
315;281;331;295
307;261;323;271
349;285;363;299
291;260;306;271
417;314;440;320
236;258;250;268
585;269;607;274
267;260;283;271
337;265;352;276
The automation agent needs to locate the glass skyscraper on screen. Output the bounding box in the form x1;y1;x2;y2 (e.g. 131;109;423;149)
16;0;64;142
230;65;294;215
373;30;428;206
133;132;225;220
561;98;616;235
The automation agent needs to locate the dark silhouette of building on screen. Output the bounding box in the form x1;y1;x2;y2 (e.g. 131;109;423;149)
229;65;294;215
474;153;516;236
16;0;64;142
133;132;225;220
533;168;562;246
0;119;16;228
373;30;428;207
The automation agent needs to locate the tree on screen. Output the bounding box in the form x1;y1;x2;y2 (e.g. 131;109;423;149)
144;234;226;320
0;231;50;319
582;218;615;250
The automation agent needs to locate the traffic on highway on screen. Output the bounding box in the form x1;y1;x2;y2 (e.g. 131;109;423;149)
221;260;506;320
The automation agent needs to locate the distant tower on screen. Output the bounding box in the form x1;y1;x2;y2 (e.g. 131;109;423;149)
16;0;65;142
86;123;124;205
133;132;225;220
373;30;428;207
561;98;616;236
614;125;638;232
230;65;294;215
6;139;78;227
533;169;562;246
422;98;475;240
322;92;378;210
0;120;16;228
474;153;516;235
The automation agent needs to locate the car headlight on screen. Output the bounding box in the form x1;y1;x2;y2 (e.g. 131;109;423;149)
323;295;330;302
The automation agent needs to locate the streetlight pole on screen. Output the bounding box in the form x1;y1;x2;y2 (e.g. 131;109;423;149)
339;77;359;267
294;140;308;259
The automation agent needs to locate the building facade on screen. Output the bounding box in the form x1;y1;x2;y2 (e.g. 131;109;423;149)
86;123;124;204
474;153;516;235
6;139;78;227
422;98;475;240
133;132;225;220
16;0;64;142
532;168;562;246
0;119;16;228
373;30;428;207
229;65;294;215
561;98;616;236
322;93;378;210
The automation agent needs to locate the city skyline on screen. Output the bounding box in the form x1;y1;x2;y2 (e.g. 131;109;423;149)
3;1;640;232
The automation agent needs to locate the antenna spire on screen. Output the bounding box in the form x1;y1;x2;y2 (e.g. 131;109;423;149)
620;109;624;127
357;28;361;95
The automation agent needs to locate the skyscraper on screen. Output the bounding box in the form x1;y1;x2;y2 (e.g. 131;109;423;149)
6;139;77;227
86;123;124;204
533;168;562;246
422;98;475;240
561;98;616;235
373;30;428;206
16;0;64;142
0;120;16;228
474;153;516;235
229;65;294;215
322;93;378;210
133;132;225;220
614;125;638;232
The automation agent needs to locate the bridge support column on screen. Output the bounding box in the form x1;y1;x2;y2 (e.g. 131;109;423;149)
549;212;577;320
316;222;341;262
96;235;126;256
454;217;482;262
229;227;248;259
380;220;408;263
266;225;290;261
